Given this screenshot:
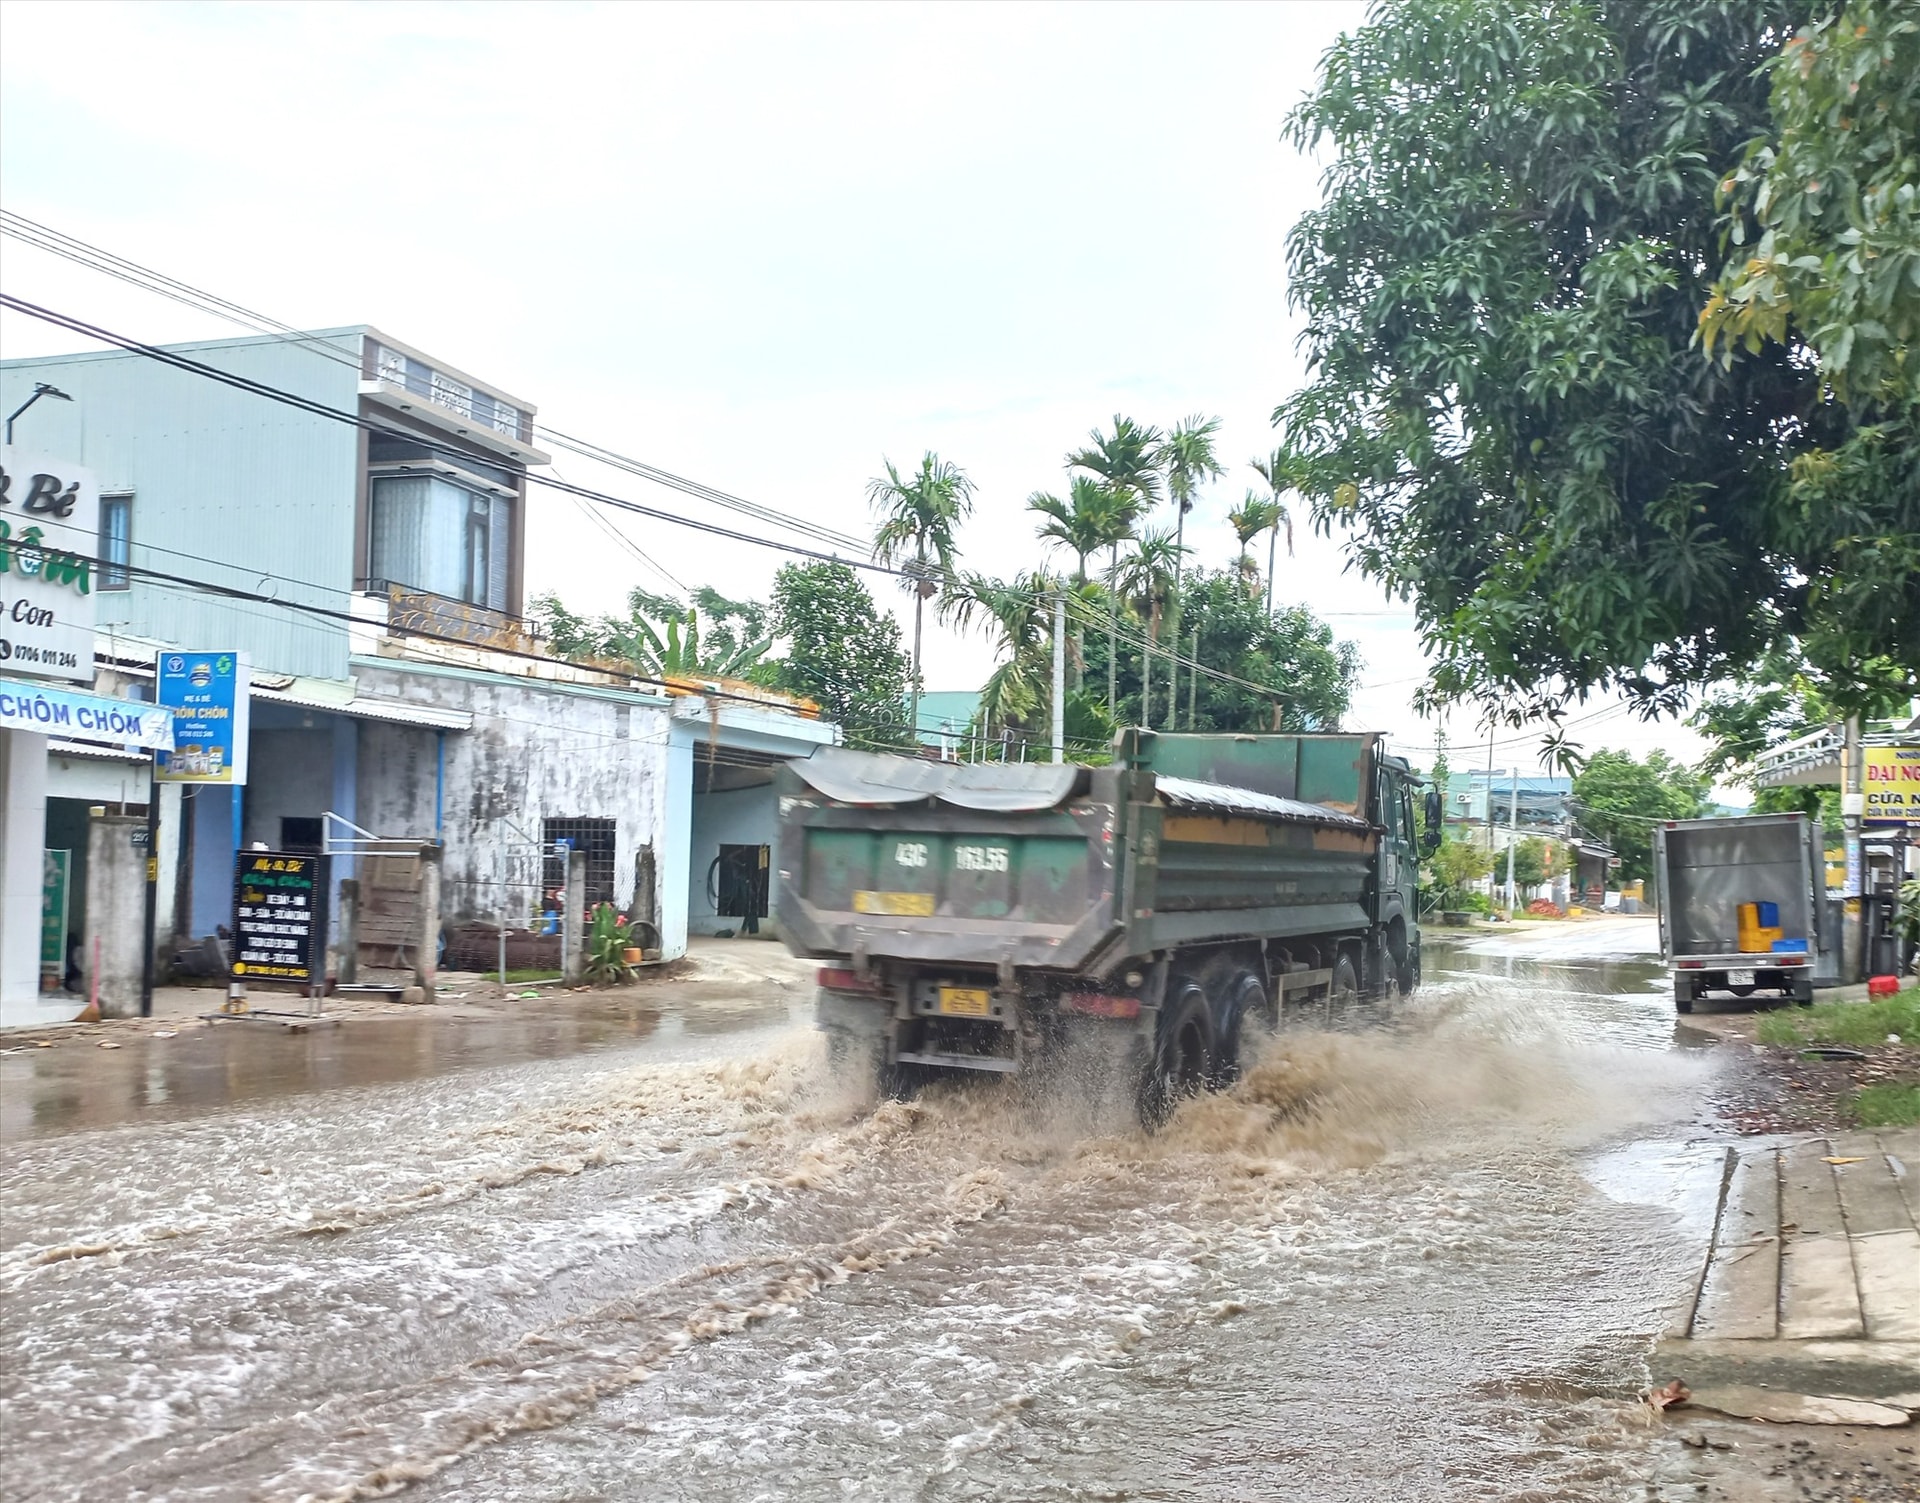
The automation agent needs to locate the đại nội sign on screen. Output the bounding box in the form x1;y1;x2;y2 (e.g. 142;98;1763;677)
1864;744;1920;826
0;448;99;684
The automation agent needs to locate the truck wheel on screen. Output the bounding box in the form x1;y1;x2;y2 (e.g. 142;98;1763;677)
1395;939;1419;998
1674;989;1694;1015
1215;973;1274;1085
1328;955;1360;1026
818;991;903;1107
1140;983;1214;1128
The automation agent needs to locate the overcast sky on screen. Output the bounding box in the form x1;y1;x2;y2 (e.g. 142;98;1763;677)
0;0;1723;781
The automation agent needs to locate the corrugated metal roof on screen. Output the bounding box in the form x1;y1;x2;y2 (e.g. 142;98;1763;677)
1154;775;1371;831
251;686;472;731
47;739;150;763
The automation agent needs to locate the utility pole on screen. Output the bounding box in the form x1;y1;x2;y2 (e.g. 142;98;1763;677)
138;752;161;1017
1050;590;1066;765
1842;715;1864;979
1188;628;1200;729
1485;724;1497;854
1503;766;1520;913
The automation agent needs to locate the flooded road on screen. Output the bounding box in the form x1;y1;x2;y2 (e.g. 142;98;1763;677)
3;921;1763;1501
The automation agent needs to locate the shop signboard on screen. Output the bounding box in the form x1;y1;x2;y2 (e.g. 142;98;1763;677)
1863;744;1920;826
0;676;173;748
231;851;329;984
155;650;250;783
0;447;98;684
41;848;69;975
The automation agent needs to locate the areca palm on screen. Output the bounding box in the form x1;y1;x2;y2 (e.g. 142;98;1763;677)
1029;476;1133;693
1066;417;1162;718
1109;529;1188;724
869;451;975;738
1228;494;1284;596
939;570;1059;747
1159;415;1224;726
1248;449;1298;615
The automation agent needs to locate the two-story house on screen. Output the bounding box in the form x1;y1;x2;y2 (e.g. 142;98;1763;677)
1;328;833;988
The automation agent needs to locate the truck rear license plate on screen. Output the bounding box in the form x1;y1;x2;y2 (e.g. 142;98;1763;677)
1727;969;1756;986
938;987;992;1017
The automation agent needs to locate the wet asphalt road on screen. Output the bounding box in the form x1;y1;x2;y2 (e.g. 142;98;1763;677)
1;921;1805;1501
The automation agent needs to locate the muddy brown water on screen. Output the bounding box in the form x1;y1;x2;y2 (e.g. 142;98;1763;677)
2;924;1778;1500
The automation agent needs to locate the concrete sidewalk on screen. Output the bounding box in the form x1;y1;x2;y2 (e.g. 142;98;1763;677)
1660;1131;1920;1424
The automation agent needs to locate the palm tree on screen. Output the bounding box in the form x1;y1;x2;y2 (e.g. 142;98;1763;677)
939;570;1059;750
1227;494;1283;596
1067;417;1162;719
1248;449;1297;615
869;451;975;739
1159;415;1223;726
1109;529;1188;724
1029;476;1133;693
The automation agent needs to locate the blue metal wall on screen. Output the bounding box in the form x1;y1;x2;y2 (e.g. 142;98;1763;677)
1;330;365;680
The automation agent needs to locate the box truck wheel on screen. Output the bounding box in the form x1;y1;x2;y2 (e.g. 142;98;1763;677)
1673;985;1694;1015
1140;982;1214;1129
1395;936;1420;997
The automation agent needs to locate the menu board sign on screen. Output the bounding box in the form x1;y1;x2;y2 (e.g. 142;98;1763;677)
231;851;329;984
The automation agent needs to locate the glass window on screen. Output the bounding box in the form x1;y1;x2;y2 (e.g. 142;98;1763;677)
370;474;507;610
98;493;132;590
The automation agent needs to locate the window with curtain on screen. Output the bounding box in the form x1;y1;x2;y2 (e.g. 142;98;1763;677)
370;474;509;610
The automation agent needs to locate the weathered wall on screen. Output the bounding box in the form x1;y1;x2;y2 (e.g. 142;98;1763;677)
85;813;148;1018
243;729;335;849
352;662;673;932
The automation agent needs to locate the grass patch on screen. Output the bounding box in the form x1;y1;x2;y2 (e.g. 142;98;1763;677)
1755;993;1919;1050
1852;1083;1920;1127
497;968;562;984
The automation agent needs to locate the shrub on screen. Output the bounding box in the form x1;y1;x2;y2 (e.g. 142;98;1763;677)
584;903;636;986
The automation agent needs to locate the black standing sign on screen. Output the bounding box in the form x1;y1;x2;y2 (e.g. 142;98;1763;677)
231;851;330;985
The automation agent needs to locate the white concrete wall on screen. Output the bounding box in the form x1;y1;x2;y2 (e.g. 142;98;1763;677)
353;663;674;938
85;814;148;1018
0;730;66;1028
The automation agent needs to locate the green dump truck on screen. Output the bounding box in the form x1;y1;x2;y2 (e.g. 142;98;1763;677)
776;729;1440;1119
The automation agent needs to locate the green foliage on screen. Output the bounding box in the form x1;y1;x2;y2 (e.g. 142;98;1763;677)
531;587;774;682
868;453;976;575
1274;0;1915;718
584;902;635;986
1508;836;1559;889
1083;570;1359;733
1701;0;1920;405
769;562;912;750
1029;477;1135;586
1425;833;1495;910
1571;748;1709;881
1852;1083;1920;1128
1756;991;1919;1047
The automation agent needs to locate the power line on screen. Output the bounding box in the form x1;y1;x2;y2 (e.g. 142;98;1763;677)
0;211;871;559
0;293;908;584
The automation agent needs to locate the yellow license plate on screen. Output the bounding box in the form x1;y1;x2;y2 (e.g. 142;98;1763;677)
938;986;993;1017
852;890;935;917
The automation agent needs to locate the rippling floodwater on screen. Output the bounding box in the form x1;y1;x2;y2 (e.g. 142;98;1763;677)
2;923;1747;1501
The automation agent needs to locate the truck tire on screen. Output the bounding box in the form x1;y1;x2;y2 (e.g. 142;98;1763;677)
1215;972;1274;1085
1140;982;1214;1128
1395;937;1420;998
1328;954;1360;1025
1674;986;1694;1015
818;990;906;1106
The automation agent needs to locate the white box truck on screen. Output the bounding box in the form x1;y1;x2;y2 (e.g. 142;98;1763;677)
1653;813;1826;1014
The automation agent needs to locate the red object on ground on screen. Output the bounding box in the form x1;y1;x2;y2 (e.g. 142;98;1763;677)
1866;975;1900;998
